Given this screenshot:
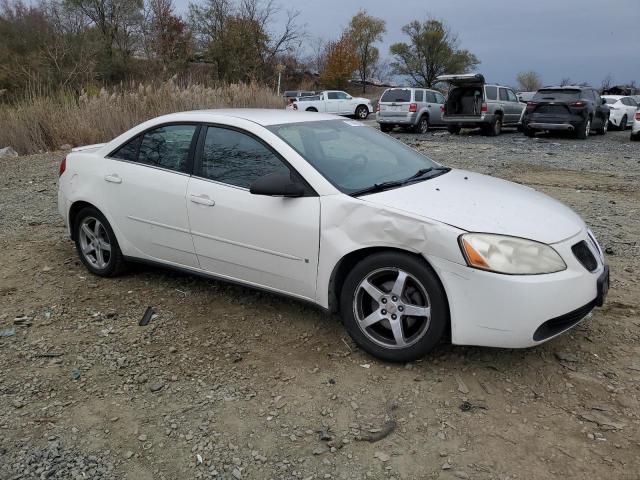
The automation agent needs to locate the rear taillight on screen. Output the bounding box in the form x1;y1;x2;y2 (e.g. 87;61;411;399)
569;101;586;108
409;103;417;112
636;112;640;121
480;102;488;113
59;156;67;177
440;105;445;112
376;103;380;113
526;101;537;110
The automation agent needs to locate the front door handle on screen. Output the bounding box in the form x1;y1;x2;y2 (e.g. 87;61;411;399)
104;174;122;184
189;194;215;206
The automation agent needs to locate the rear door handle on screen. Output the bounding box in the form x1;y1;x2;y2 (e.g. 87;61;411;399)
189;194;215;206
104;174;122;184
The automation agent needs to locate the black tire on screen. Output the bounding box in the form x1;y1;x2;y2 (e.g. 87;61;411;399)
485;115;502;136
306;107;318;112
446;125;461;135
596;117;608;135
576;117;591;140
339;252;448;362
524;127;536;137
73;206;126;277
380;124;393;133
355;105;369;119
619;115;627;131
413;115;429;134
631;132;640;142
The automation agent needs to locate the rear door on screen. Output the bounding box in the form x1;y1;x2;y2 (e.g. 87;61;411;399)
425;91;442;124
325;92;342;114
433;91;446;124
186;125;321;300
102;124;200;268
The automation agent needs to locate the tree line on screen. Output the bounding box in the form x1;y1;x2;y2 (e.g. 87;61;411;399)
0;0;483;99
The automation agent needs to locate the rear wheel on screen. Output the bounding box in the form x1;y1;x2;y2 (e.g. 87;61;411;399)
380;124;393;133
576;118;591;139
596;117;608;135
631;132;640;141
355;105;369;119
619;115;628;130
413;116;429;134
524;127;536;137
485;115;502;136
340;252;448;362
306;107;318;112
74;207;126;277
447;125;461;135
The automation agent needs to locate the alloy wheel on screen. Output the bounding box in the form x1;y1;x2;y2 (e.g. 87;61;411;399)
419;117;429;134
353;268;431;349
78;216;112;270
585;119;591;137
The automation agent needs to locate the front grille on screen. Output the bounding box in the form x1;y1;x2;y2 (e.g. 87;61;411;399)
533;299;596;341
572;241;598;272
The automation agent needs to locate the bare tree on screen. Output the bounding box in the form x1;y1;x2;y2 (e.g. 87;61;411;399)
516;70;542;92
600;73;613;92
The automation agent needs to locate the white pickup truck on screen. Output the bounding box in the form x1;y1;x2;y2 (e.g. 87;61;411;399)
294;90;373;119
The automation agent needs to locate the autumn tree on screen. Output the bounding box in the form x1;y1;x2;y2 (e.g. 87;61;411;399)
143;0;192;71
516;70;542;91
348;9;385;93
390;17;479;88
319;33;358;89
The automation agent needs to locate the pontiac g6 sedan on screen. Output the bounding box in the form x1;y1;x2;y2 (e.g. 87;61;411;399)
58;110;609;362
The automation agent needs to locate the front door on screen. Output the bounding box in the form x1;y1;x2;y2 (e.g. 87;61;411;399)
186;125;321;300
101;124;200;268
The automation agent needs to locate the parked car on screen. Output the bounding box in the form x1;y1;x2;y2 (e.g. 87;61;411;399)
295;91;373;119
376;87;446;133
631;109;640;141
58;109;609;362
437;74;525;136
522;86;609;139
602;95;638;130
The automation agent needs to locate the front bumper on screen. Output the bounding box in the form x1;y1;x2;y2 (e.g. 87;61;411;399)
426;229;607;348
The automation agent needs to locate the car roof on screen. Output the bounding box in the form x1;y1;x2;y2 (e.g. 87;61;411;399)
602;95;624;99
150;109;339;126
539;86;589;90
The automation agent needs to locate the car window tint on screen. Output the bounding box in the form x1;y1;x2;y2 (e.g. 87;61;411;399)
434;92;445;104
414;90;424;102
485;86;497;100
336;92;349;99
111;136;142;162
506;90;518;102
628;97;638;107
621;97;629;106
425;91;437;103
200;127;290;189
499;88;509;101
380;89;411;102
137;125;196;172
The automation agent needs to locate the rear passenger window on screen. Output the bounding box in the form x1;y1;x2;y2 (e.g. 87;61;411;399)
199;127;290;189
425;92;437;103
499;88;509;101
111;136;141;162
485;86;497;100
414;90;423;102
137;125;197;173
628;98;638;107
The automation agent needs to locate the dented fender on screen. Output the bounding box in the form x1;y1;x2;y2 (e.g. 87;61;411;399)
316;194;467;308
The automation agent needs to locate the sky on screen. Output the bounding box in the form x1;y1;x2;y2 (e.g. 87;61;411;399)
176;0;640;88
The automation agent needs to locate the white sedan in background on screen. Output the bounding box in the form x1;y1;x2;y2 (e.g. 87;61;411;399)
631;109;640;141
58;110;609;362
603;95;638;130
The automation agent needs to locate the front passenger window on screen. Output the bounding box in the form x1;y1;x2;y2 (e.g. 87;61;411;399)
199;127;290;189
506;90;518;102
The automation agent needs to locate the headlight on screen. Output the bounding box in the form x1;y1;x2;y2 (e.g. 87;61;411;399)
459;233;566;275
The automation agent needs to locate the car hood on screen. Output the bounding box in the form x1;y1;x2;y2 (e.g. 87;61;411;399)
360;169;585;244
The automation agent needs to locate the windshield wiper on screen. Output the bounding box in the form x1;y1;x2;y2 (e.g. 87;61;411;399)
349;167;450;197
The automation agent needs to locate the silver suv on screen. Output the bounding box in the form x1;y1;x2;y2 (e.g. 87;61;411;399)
438;74;525;136
376;87;446;133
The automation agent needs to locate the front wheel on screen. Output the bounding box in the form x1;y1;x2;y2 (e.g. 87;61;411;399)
74;207;126;277
619;115;627;130
355;105;369;119
340;252;448;362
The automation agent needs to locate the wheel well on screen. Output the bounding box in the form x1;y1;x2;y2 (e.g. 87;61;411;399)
356;104;369;112
306;107;317;112
494;110;503;118
68;200;97;240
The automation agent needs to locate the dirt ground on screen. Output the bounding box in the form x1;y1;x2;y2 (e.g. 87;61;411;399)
1;127;639;480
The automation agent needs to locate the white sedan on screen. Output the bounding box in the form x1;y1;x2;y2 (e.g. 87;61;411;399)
631;109;640;141
58;110;609;362
603;95;638;130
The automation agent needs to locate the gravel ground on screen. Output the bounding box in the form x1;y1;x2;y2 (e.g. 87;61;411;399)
0;127;639;480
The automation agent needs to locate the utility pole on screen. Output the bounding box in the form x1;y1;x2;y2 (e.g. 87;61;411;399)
276;64;285;96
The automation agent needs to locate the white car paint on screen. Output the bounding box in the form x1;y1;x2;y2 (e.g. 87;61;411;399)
631;109;640;140
58;109;607;352
603;95;638;129
294;91;373;118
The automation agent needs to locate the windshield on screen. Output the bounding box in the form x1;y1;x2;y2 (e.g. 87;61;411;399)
380;89;411;102
268;120;442;194
533;89;581;101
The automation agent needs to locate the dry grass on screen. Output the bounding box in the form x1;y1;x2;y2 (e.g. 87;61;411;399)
0;81;283;154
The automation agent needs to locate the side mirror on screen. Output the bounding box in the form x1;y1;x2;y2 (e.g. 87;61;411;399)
250;172;305;197
346;95;352;100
